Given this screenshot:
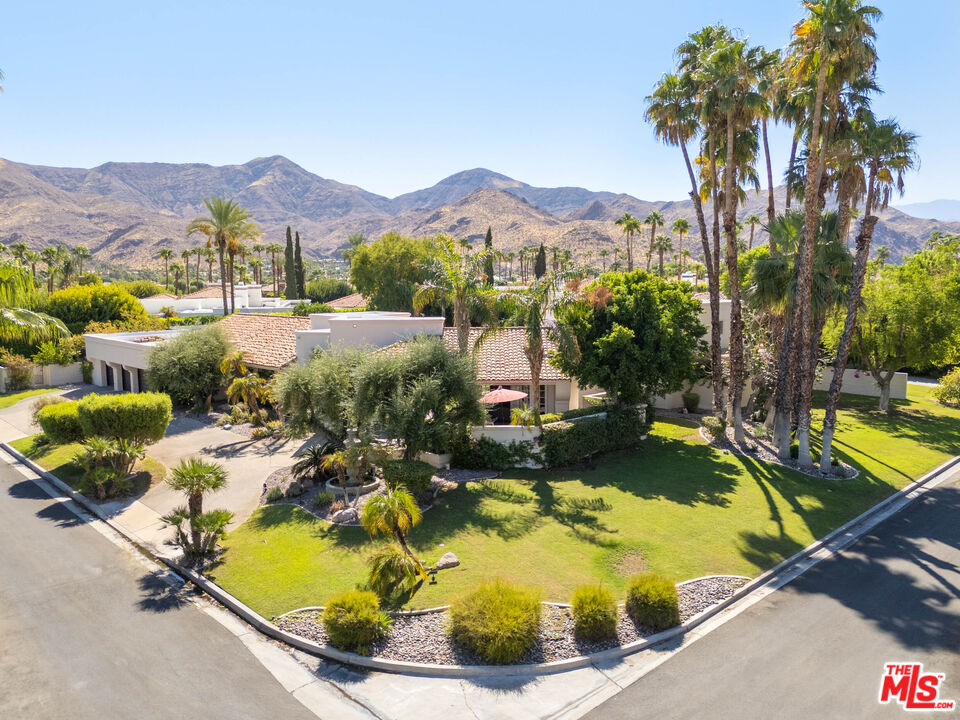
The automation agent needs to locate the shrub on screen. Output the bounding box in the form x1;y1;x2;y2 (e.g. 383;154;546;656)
31;394;67;423
539;407;646;468
147;326;230;408
934;368;960;406
450;434;537;470
250;425;274;439
37;401;84;444
702;416;726;442
76;392;172;443
681;392;700;413
625;573;680;631
560;404;614;420
265;486;284;502
538;412;562;425
329;498;346;512
2;353;35;391
45;285;147;334
448;579;541;664
382;459;434;497
571;585;618;641
285;481;303;498
314;490;334;507
32;338;79;366
113;280;166;299
305;277;353;303
291;301;334;316
322;590;392;655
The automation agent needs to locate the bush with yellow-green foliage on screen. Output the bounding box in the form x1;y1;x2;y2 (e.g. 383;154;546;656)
448;579;542;664
933;368;960;407
571;585;618;641
321;590;393;655
625;573;680;630
44;284;147;334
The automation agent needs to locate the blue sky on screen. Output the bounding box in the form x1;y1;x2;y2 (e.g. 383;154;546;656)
1;1;955;204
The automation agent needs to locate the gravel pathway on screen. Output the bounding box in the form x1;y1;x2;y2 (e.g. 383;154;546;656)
275;576;749;666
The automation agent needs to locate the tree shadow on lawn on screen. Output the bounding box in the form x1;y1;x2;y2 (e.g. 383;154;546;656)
573;437;741;508
776;484;960;652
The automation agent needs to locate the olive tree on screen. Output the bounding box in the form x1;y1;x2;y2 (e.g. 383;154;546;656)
147;325;230;409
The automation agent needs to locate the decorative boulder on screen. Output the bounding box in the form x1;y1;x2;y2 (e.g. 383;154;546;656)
434;552;460;571
330;507;358;524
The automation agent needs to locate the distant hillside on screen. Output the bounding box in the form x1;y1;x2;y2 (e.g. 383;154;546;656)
0;156;955;266
894;199;960;222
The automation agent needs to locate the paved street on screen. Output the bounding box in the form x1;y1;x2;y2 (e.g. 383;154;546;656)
0;458;320;720
587;474;960;720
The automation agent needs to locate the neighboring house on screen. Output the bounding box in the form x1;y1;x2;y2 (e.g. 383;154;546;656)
326;292;367;310
295;311;444;362
140;283;298;317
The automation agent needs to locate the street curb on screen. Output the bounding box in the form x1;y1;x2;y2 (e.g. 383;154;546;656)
4;439;958;678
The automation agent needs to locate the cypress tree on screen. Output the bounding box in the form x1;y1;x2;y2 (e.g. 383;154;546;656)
294;231;306;299
534;243;547;279
483;226;495;285
284;226;296;300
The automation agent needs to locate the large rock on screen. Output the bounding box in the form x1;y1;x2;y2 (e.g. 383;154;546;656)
330;507;358;524
434;552;460;571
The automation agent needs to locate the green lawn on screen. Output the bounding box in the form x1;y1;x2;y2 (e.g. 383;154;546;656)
10;433;166;497
207;385;960;617
0;388;56;410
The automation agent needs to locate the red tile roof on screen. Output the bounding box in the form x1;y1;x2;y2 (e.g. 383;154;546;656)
142;292;178;300
217;314;310;370
692;292;728;302
327;292;367;309
442;327;568;383
182;286;228;299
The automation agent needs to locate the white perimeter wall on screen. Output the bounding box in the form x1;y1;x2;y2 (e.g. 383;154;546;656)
814;368;908;399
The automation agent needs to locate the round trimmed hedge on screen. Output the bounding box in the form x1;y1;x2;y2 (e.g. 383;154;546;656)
37;401;84;444
571;584;618;641
382;459;434;497
448;579;541;664
625;573;680;630
321;590;392;655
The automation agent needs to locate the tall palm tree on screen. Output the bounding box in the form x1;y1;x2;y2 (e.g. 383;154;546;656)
164;458;228;553
24;251;40;283
819;115;917;471
157;247;174;289
598;248;609;272
202;247;216;282
874;244;889;269
180;249;192;293
10;243;27;266
413;235;493;355
653;234;673;276
72;245;91;277
56;251;75;288
249;257;263;284
743;213;761;250
614;213;642;271
643;211;666;271
170;262;184;295
194;246;204;287
0;263;68;344
40;247;59;293
265;243;283;295
671;218;690;280
186;197;259;316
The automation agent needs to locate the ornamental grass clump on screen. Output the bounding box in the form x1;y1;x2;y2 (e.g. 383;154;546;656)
448;579;542;664
321;590;392;655
625;573;680;631
571;585;618;641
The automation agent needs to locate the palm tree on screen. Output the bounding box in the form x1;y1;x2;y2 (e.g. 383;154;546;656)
874;244;889;269
186;197;259;316
614;213;642;271
743;213;761;251
226;374;268;424
24;251;40;284
170;262;184;295
220;350;247;381
180;249;192;292
671;218;690;280
194;246;205;287
265;243;283;295
9;243;27;266
157;248;174;289
653;234;673;276
361;485;427;574
40;247;59;293
72;245;91;277
164;458;228;552
643;211;666;271
819;115;917;471
413;235;493;355
202;247;216;282
598;248;609;272
0;264;68;345
249;257;263;284
57;251;75;288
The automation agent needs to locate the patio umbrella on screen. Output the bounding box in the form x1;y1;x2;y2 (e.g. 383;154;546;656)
479;386;528;404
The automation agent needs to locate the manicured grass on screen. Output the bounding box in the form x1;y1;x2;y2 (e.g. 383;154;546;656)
208;386;960;617
0;388;56;410
10;433;166;497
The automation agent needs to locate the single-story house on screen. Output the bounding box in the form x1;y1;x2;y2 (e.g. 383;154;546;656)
140;283;298;317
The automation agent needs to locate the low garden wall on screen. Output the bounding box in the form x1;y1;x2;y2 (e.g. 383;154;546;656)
813;368;907;399
0;361;83;393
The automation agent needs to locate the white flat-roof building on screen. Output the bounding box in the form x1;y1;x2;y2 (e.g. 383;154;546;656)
140;284;297;317
295;311;444;363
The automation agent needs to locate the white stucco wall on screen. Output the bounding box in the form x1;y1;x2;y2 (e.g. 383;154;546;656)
295;313;444;363
814;368;908;399
699;298;731;351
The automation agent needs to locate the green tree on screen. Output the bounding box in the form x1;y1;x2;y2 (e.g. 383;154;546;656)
534;244;547;279
284;226;296;300
186;197;259;315
614;213;642;271
147;325;231;409
226;374;268;424
157;248;174;289
554;270;706;405
0;263;68;345
643;211;666;272
40;247;59;293
294;231;306;298
72;245;91;277
45;284;147;334
265;243;283;294
483;227;495;285
743;213;761;250
652;234;673;277
361;485;427;572
350;233;435;312
671;218;691;280
163;458;230;556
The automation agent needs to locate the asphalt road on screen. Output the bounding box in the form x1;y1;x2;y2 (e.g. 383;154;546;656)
0;460;318;720
588;473;960;720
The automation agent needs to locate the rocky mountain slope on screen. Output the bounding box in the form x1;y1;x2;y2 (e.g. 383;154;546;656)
0;155;955;266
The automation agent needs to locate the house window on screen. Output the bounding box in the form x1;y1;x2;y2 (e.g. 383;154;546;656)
539;385;546;412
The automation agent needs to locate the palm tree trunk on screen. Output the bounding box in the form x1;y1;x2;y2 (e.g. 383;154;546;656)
456;300;469;355
528;345;543;422
792;47;828;469
217;246;229;316
626;232;633;272
680;141;725;416
748;225;755;251
646;226;655;271
395;529;423;568
708;132;722;282
784;132;799;213
763;117;776;228
228;254;236;314
723;112;745;443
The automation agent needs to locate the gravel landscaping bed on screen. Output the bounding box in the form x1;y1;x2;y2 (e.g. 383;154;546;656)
275;575;749;666
701;421;858;480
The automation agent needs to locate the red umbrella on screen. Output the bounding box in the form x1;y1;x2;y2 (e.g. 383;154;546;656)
480;386;528;404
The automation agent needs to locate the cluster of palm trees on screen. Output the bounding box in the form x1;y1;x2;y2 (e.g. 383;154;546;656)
644;1;917;471
613;212;698;279
0;242;92;293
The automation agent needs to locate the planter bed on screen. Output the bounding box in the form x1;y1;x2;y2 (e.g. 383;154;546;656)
275;575;748;666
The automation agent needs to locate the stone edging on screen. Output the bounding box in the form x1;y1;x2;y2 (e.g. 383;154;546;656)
3;439;957;678
697;426;860;480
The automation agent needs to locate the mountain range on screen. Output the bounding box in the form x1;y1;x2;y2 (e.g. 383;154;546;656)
0;155;955;267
